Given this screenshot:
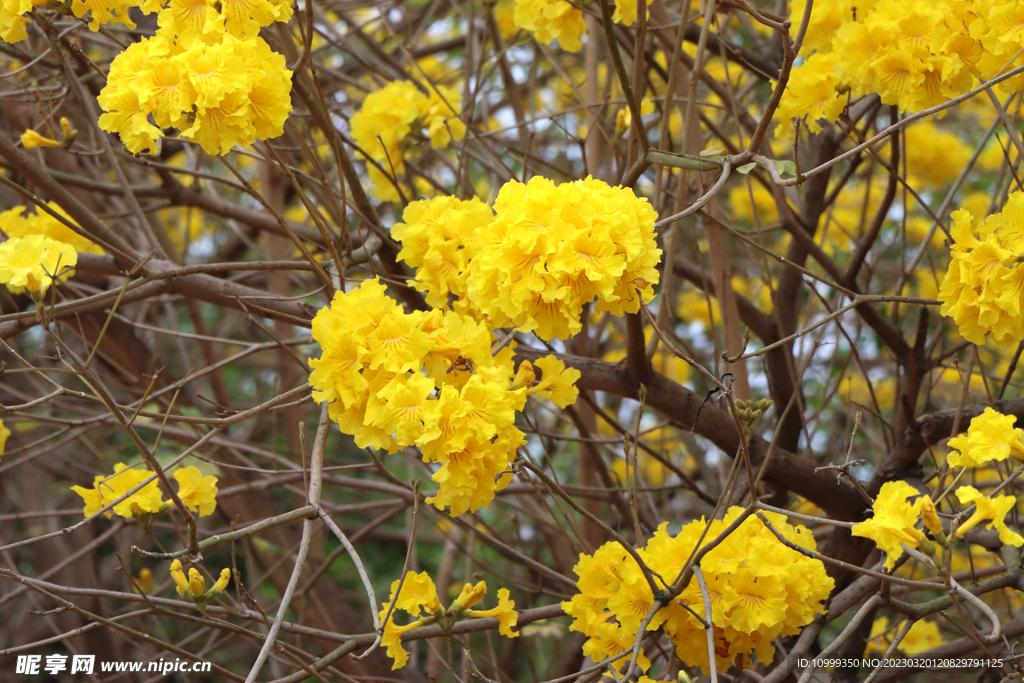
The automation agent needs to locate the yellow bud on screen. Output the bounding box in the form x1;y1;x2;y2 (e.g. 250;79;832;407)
211;568;231;595
188;567;205;597
512;361;535;390
170;560;190;595
920;495;947;545
60;117;72;139
453;581;487;611
137;568;153;593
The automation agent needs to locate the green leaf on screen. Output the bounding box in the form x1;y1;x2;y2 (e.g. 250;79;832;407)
737;163;757;174
773;159;797;176
700;146;726;158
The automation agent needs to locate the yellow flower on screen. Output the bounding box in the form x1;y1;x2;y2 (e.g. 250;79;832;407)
0;235;78;294
157;0;222;48
97;88;162;155
21;129;60;150
947;408;1024;468
526;355;580;408
773;52;845;138
177;39;248;108
381;619;422;670
512;0;585;51
173;466;218;517
420;84;466;148
851;481;925;570
722;573;788;633
0;1;35;43
954;486;1024;547
378;571;439;669
392;571;441;616
70;463;166;519
96;28;292;156
466;588;519;637
902;121;972;189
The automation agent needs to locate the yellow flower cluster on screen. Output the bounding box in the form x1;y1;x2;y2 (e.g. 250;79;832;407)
1;202;103;256
96;0;293;155
393;179;660;342
350;80;466;202
392;196;493;316
777;0;1024;133
309;278;579;515
938;194;1024;346
562;508;833;675
0;235;78;295
170;560;231;614
510;0;639;52
378;571;517;669
0;0;156;41
462;177;659;341
71;464;218;521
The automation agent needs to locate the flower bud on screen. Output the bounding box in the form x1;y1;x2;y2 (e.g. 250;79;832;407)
170;560;190;596
208;568;231;596
188;567;205;597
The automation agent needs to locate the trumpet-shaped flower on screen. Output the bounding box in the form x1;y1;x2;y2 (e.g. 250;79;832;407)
947;408;1024;468
173;466;218;517
851;481;926;570
71;463;166;519
954;486;1024;547
379;571;439;669
21;129;60;149
466;588;519;637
